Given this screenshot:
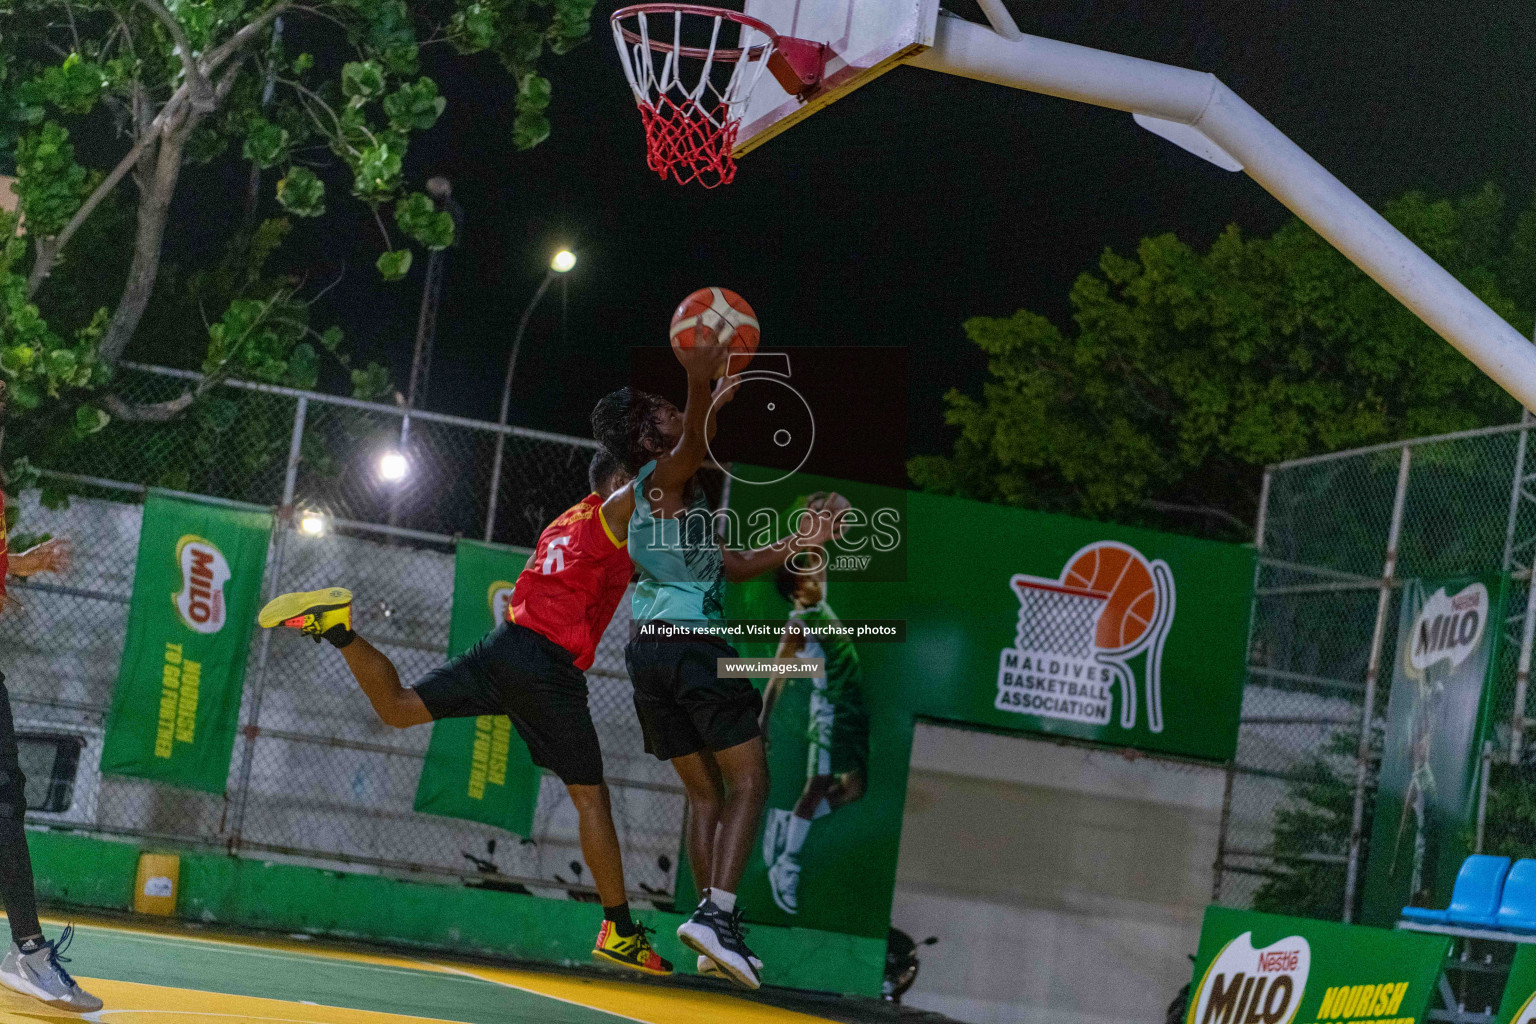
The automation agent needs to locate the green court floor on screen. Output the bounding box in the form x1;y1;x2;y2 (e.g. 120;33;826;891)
0;915;906;1024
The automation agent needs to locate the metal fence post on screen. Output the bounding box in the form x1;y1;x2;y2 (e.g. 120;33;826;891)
228;395;306;853
1476;740;1494;853
1342;444;1411;922
1509;410;1536;765
1211;762;1236;904
1211;468;1273;904
484;426;506;543
1513;575;1536;767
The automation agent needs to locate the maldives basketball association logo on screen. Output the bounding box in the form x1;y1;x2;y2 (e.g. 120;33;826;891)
996;541;1177;732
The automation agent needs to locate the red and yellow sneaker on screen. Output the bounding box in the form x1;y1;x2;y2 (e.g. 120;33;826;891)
258;588;354;645
592;921;673;976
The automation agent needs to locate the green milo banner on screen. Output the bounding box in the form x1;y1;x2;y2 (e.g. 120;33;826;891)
704;471;1255;940
101;493;272;793
1496;945;1536;1023
1186;907;1447;1024
1362;573;1508;927
413;541;541;836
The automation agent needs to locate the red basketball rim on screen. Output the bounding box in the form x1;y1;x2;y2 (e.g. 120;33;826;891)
611;3;780;63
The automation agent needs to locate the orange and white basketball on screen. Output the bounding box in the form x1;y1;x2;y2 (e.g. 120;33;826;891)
1062;542;1158;652
670;287;759;377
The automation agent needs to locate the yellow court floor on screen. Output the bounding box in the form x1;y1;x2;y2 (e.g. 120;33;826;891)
0;916;851;1024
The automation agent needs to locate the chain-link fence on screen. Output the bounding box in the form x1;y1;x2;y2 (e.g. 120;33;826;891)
3;364;685;905
1215;415;1536;922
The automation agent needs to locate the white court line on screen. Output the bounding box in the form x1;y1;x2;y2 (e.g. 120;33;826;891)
421;962;654;1024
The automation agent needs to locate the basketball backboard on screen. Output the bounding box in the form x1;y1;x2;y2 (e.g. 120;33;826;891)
733;0;942;156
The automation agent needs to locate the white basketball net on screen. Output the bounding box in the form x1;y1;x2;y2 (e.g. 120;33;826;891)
611;7;779;188
1012;584;1106;658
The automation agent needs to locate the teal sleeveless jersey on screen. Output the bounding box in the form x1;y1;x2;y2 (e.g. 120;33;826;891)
628;461;727;626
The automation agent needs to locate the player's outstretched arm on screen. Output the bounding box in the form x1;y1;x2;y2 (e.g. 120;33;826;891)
721;498;844;582
650;339;733;498
2;537;72;615
9;537;70;578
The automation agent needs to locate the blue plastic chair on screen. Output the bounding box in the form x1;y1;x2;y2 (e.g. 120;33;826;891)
1401;854;1510;927
1496;859;1536;932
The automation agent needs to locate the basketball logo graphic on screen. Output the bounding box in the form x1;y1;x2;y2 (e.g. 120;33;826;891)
997;541;1177;732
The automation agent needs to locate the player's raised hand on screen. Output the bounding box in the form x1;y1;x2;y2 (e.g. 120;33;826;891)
802;493;851;546
675;321;731;380
713;369;742;407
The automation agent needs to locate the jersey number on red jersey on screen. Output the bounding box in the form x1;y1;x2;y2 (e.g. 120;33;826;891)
541;536;572;574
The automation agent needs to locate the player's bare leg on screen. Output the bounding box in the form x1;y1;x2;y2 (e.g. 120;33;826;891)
671;749;725;890
769;767;867;915
335;637;431;728
708;737;769;895
574;782;671;976
568;783;626;906
259;589;429;728
672;743;766;989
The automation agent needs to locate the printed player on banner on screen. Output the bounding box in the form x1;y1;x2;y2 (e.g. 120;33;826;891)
996;541;1176;733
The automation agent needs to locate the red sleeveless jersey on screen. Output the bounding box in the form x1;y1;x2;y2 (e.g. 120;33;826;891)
509;493;630;671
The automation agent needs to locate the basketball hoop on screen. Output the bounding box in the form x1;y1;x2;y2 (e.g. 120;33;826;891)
611;4;827;188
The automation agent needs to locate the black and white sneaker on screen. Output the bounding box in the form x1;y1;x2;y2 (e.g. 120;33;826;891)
677;899;761;990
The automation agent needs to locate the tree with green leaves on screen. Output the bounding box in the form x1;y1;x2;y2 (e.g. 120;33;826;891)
1250;728;1377;922
0;0;592;437
911;185;1535;538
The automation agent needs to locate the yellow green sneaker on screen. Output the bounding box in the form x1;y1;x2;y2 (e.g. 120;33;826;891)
258;588;354;646
592;920;673;976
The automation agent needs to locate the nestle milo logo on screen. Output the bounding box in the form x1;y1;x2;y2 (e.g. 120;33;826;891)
1189;932;1309;1024
173;535;230;634
1409;582;1488;672
487;580;516;624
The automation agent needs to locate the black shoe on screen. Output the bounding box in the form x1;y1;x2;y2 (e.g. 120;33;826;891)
676;899;761;990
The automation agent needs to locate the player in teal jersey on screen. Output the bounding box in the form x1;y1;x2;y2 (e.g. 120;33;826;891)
759;548;869;915
591;339;844;989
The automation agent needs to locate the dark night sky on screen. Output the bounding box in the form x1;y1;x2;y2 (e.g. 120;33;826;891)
261;0;1536;455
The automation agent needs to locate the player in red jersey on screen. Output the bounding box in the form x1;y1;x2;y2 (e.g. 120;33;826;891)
257;448;672;976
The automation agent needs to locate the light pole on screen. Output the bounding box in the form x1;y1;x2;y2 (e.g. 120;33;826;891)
387;177;462;532
484;249;577;542
406;177;464;414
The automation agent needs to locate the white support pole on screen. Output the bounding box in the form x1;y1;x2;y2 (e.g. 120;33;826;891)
1342;445;1411;922
973;0;1022;41
907;17;1536;413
